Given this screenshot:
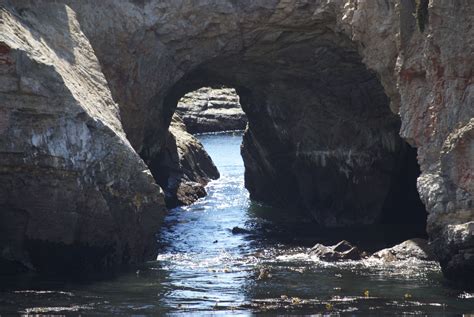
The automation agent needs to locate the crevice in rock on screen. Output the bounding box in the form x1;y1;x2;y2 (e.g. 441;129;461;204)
379;141;427;236
416;0;429;33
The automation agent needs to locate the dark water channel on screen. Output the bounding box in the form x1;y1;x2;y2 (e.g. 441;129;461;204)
0;131;473;316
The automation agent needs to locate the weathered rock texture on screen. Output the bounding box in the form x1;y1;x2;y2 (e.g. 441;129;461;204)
310;240;365;261
0;3;165;274
1;0;472;284
149;114;219;208
176;87;247;134
370;238;435;262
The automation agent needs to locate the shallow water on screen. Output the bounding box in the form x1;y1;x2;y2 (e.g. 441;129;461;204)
0;131;473;316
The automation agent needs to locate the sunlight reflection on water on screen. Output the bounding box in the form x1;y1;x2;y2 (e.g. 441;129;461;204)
0;131;473;316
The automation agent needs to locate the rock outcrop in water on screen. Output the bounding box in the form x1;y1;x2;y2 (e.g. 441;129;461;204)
0;0;472;284
176;87;247;134
311;239;435;263
310;240;364;261
370;239;434;262
148;114;219;207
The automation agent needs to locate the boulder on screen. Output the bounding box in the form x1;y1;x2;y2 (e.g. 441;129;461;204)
310;241;364;261
231;227;252;235
148;114;219;208
370;239;435;262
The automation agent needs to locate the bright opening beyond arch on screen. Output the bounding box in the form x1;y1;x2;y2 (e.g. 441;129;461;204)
158;85;428;242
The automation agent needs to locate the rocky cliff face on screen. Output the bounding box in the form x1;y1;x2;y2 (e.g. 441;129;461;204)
149;114;219;207
1;0;472;284
339;0;474;285
0;3;165;274
177;87;247;134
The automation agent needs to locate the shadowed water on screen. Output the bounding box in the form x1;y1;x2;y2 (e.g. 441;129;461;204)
0;131;473;316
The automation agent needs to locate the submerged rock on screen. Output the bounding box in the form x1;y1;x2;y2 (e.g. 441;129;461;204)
310;241;364;261
177;87;247;134
231;226;252;235
370;239;435;262
256;268;272;280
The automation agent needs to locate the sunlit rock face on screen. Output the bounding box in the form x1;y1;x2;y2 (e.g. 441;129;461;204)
1;0;472;283
0;4;166;274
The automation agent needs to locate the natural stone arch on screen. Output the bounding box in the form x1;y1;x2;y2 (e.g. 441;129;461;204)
1;0;472;284
71;0;470;282
153;26;425;229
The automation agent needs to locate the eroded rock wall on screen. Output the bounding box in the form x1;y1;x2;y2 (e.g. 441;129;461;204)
339;0;474;284
0;3;165;274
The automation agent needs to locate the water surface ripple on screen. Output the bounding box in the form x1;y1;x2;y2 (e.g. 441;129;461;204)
0;131;473;316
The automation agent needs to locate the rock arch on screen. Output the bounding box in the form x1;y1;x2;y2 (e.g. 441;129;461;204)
0;0;472;283
157;39;422;229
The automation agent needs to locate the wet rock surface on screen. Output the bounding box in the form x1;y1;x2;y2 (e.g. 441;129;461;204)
231;226;253;235
176;87;247;134
310;241;365;261
311;239;435;263
148;114;219;208
370;239;435;262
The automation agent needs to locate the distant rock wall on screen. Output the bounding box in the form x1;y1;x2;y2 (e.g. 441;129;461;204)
177;87;247;134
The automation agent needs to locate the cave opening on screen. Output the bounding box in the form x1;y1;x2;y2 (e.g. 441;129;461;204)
328;137;429;250
145;27;429;248
158;83;427;247
379;142;428;236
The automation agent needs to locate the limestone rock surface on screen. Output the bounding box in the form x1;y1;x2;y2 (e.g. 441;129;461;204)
176;87;247;134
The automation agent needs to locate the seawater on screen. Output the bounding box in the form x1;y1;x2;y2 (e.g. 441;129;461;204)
0;131;473;316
